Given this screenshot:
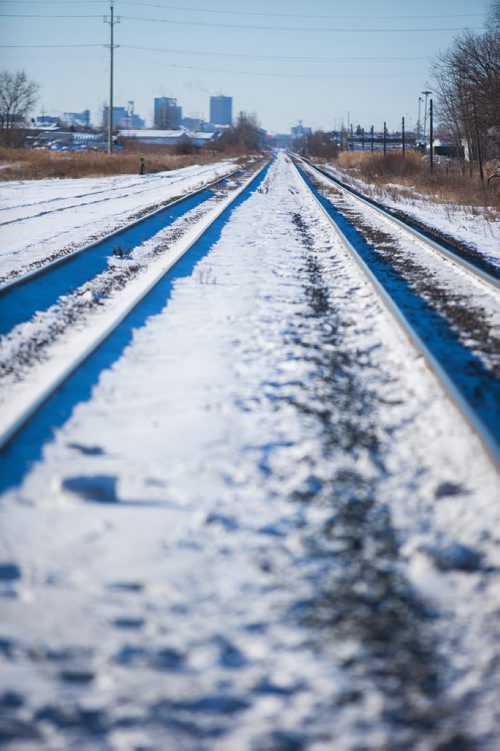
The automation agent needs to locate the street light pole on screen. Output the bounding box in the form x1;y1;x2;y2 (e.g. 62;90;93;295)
417;96;423;141
421;90;432;144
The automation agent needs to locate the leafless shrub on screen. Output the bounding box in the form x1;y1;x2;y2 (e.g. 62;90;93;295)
335;150;500;211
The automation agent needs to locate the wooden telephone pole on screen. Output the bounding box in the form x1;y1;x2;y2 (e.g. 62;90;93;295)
105;3;119;154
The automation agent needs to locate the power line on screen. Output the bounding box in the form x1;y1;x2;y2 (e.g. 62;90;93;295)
124;45;429;62
0;44;103;47
2;56;106;62
0;13;481;32
0;42;430;62
117;3;486;20
0;0;486;18
0;14;103;18
121;16;482;32
118;53;422;79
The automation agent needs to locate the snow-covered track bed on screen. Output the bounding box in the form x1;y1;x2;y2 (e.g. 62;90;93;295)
0;160;240;285
0;154;498;750
0;161;269;453
0;163;237;228
299;157;500;282
0;165;249;305
294;159;500;467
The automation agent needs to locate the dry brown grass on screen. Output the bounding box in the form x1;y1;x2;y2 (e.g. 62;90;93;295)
0;146;248;181
332;150;500;212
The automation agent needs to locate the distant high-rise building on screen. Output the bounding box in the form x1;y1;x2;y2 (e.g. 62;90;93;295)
209;96;232;126
154;97;182;130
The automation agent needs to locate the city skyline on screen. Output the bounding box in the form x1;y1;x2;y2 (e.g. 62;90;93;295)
0;0;493;133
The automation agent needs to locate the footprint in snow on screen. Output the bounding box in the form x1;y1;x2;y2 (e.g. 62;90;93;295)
60;475;118;504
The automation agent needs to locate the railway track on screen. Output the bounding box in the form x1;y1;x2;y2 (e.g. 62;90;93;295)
0;164;252;300
298;156;500;283
0;162;247;290
292;157;500;468
0;159;269;464
1;154;498;483
0;153;498;749
0;161;238;227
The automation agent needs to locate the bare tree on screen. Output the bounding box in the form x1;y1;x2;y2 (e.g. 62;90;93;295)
0;70;40;145
432;19;500;177
215;111;262;152
486;0;500;32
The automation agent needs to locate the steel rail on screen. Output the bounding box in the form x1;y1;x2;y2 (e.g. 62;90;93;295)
0;161;258;295
0;160;269;452
292;161;500;470
0;161;238;225
297;156;499;291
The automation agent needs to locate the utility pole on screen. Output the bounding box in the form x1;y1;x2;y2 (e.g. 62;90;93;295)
402;116;405;157
421;90;432;144
370;124;374;151
429;98;434;170
383;122;387;155
105;2;119;155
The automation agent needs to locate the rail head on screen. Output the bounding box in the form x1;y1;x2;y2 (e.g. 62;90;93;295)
295;155;500;292
0;160;262;296
0;159;270;453
292;161;500;471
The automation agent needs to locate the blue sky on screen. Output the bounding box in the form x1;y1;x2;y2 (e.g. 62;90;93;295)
0;0;492;132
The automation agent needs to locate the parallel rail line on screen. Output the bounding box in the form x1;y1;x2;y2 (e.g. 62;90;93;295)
298;156;499;289
0;160;269;453
292;159;500;469
0;161;241;226
0;163;256;295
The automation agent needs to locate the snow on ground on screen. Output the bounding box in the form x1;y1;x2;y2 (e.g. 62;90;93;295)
0;159;236;282
322;163;500;269
0;154;499;749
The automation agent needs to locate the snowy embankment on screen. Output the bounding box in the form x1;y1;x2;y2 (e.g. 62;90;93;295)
0;159;236;283
0;154;498;749
322;162;500;269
